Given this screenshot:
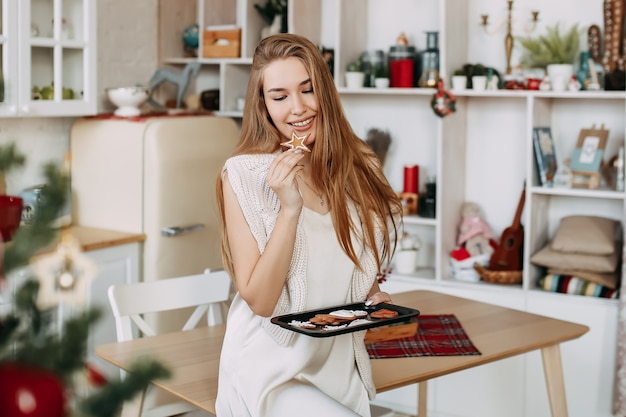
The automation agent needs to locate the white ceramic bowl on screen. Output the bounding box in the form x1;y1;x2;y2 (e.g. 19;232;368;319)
106;86;149;117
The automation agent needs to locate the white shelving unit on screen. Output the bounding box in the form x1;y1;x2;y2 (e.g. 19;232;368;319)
158;1;624;416
0;0;97;117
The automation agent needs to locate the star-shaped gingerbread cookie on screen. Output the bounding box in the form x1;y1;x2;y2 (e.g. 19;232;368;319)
280;132;311;152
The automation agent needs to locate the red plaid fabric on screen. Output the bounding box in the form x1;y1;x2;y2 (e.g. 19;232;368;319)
366;314;481;359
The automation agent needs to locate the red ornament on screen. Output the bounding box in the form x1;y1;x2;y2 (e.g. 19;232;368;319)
86;362;108;387
430;79;456;118
0;195;23;242
0;362;67;417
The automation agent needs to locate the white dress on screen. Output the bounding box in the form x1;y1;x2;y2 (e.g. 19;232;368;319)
216;207;371;417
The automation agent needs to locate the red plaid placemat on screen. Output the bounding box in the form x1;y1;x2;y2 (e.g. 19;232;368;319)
366;314;481;358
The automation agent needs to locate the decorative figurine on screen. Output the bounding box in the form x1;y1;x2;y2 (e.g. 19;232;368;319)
148;62;201;109
539;76;551;91
568;75;582;91
457;202;495;257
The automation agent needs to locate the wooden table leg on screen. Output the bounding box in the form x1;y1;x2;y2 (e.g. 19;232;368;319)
417;382;427;417
541;344;568;417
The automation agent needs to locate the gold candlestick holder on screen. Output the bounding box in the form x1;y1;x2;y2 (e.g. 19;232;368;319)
480;0;539;75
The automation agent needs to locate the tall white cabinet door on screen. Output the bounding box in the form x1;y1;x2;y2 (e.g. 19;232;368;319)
141;117;238;284
86;243;141;380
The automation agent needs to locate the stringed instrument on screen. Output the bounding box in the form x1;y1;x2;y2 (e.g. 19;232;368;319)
489;183;526;271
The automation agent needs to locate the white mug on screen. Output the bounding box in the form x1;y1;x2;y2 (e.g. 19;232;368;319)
394;250;418;274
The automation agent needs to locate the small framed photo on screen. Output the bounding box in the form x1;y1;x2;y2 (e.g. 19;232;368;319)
569;125;609;173
532;127;558;186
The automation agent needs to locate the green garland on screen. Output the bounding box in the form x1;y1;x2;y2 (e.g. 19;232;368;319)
0;143;169;417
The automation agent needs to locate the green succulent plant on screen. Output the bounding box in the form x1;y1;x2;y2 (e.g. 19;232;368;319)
346;59;363;72
517;23;581;69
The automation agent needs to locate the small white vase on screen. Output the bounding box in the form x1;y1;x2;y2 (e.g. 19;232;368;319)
547;64;573;92
451;75;467;91
472;75;487;91
345;72;365;88
374;77;390;88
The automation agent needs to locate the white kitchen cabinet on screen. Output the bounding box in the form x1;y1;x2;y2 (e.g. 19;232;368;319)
0;0;97;117
84;242;141;379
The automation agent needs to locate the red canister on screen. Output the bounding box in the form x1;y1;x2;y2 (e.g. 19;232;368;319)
389;45;417;88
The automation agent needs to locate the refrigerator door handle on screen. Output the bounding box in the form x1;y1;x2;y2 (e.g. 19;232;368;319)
161;223;205;237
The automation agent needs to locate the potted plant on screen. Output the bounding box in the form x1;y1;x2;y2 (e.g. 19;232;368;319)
345;58;365;88
471;64;488;91
451;68;467;91
517;23;581;91
393;232;421;274
373;63;390;88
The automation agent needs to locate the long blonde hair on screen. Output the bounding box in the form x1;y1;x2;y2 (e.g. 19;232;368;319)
217;33;401;276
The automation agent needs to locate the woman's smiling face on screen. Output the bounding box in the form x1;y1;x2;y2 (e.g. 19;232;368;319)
263;57;318;148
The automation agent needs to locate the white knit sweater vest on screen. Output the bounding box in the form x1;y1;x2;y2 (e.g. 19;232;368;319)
223;153;383;399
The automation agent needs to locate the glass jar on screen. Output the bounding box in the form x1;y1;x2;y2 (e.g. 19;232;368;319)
389;45;417;88
418;31;440;88
361;50;385;88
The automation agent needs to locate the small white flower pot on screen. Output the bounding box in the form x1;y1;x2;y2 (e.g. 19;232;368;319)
472;75;487;91
547;64;574;92
451;75;467;91
345;71;365;88
374;77;390;88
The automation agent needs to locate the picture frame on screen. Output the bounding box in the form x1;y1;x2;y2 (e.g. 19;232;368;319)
569;124;609;173
532;127;558;186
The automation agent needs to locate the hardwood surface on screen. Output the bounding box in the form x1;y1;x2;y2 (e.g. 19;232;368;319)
67;225;146;251
32;226;146;256
96;290;589;416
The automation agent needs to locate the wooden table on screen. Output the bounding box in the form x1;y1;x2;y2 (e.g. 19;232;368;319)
96;290;589;417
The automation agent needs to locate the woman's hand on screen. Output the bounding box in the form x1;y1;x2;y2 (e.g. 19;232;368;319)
365;291;392;306
266;149;305;214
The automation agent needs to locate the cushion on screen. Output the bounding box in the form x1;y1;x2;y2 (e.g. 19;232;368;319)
530;242;620;273
548;268;619;290
551;215;620;255
537;273;618;299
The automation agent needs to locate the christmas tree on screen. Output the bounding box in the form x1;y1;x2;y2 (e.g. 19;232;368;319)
0;144;168;417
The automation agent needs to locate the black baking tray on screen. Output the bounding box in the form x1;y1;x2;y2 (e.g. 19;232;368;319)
271;302;420;338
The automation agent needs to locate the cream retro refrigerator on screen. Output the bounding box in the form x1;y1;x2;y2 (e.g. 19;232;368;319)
70;115;238;331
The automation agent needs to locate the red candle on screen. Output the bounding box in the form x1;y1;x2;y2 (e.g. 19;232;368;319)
403;165;418;194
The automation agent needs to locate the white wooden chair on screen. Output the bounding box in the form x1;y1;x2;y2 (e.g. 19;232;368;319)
107;269;231;417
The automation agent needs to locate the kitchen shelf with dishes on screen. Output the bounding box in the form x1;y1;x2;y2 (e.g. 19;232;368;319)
0;0;97;117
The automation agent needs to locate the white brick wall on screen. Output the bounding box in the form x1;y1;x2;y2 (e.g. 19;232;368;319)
0;0;159;194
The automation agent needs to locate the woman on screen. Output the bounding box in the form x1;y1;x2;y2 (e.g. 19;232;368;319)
215;33;402;417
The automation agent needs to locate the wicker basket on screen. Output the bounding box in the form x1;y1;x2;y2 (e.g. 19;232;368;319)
473;263;523;285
